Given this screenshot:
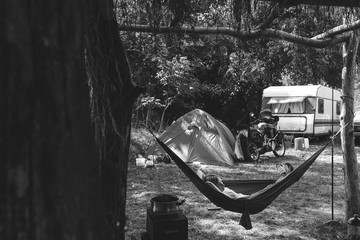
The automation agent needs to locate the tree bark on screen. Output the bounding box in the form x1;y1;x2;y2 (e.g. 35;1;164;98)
84;0;142;239
1;0;109;239
341;29;360;221
146;105;151;128
159;103;171;132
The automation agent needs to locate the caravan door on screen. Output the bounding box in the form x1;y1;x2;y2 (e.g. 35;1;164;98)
313;97;341;136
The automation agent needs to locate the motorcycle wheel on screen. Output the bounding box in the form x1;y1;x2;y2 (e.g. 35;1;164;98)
246;141;260;162
273;139;286;157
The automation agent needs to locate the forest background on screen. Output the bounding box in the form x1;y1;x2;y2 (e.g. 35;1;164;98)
119;1;360;133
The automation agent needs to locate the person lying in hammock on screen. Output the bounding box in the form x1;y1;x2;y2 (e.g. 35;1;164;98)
205;175;250;199
197;169;249;199
276;162;294;177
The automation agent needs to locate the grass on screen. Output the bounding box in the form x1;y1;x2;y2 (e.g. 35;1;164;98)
126;133;357;240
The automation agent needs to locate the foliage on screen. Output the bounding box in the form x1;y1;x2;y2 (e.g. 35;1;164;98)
118;0;348;130
129;127;155;160
272;6;343;88
156;55;203;108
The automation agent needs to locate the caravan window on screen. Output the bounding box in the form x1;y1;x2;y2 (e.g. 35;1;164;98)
263;97;306;114
318;99;324;114
261;97;271;109
336;102;341;115
261;96;316;114
305;97;316;114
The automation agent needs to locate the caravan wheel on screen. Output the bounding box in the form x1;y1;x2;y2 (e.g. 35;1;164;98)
273;139;286;157
246;141;260;162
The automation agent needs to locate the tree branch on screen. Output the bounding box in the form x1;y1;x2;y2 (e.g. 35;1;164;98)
312;20;360;40
119;24;353;48
261;0;360;8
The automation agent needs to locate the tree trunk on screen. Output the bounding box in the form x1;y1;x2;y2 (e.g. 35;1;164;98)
146;105;151;128
159;101;172;132
1;0;109;239
159;108;167;132
341;29;360;221
84;0;142;239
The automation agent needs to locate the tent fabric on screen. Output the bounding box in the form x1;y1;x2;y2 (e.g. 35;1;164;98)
154;136;330;230
148;109;240;165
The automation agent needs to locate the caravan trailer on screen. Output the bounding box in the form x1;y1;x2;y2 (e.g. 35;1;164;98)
261;85;341;138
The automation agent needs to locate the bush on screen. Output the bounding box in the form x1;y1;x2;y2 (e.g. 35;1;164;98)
129;127;156;161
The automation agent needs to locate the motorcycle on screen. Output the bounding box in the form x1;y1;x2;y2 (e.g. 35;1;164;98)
237;109;286;162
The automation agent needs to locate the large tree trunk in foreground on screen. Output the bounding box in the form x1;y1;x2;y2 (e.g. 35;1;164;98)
1;0;109;239
341;29;360;221
85;0;142;239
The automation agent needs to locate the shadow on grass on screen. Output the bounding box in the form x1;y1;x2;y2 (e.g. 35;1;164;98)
126;142;350;240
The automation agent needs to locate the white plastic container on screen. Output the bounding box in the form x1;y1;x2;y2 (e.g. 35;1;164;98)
304;138;309;149
136;157;146;167
145;160;155;168
294;137;305;150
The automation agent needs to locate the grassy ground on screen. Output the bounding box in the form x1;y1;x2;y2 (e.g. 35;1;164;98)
126;134;359;240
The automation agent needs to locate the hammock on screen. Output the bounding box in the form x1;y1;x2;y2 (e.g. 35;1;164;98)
154;136;330;230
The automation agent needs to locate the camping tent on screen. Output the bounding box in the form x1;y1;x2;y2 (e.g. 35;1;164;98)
148;109;243;165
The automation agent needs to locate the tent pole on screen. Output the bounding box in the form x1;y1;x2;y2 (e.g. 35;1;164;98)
331;87;334;221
